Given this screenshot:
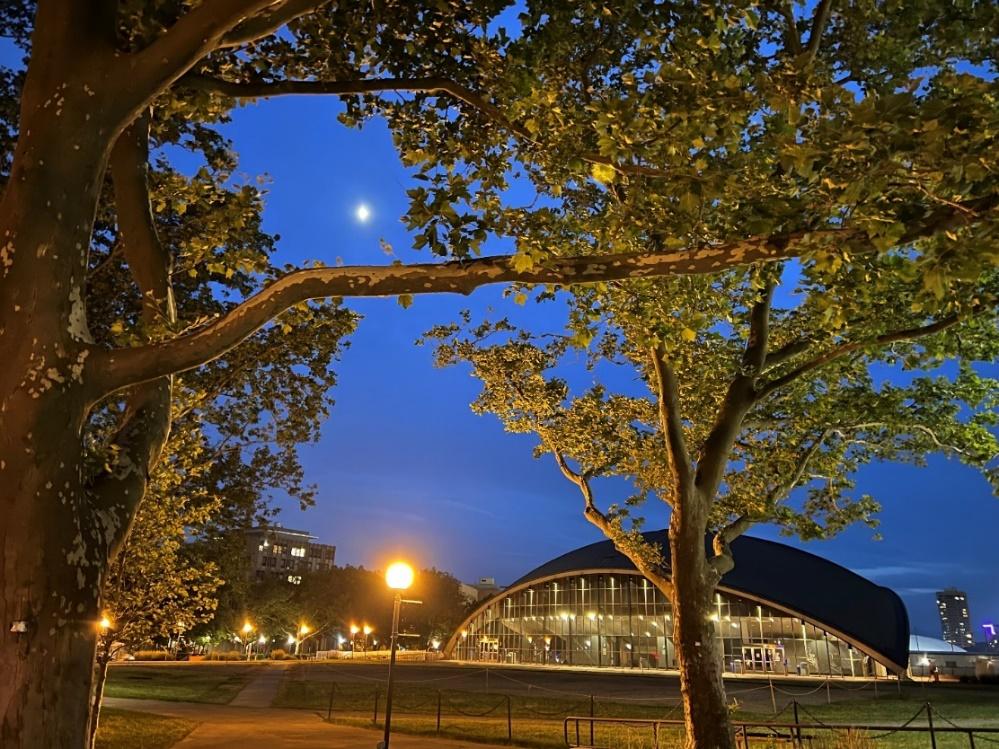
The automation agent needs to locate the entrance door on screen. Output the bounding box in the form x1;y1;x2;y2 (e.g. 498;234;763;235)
742;645;784;672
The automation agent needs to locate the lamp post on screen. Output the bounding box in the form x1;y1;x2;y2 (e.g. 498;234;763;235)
380;561;415;749
363;624;373;654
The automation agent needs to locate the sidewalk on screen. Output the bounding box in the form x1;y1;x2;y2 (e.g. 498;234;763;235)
103;697;516;748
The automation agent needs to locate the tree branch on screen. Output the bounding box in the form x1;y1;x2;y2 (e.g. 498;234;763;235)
757;313;968;400
649;344;692;496
182;74;670;179
89;111;177;558
90;232;812;395
778;2;803;57
125;0;277;112
219;0;329;48
742;281;775;375
762;338;812;371
802;0;834;64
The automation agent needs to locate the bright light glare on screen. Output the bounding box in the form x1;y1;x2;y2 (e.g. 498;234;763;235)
363;625;373;635
99;615;113;631
355;203;371;222
242;622;253;634
287;634;296;645
258;635;266;644
299;624;310;636
350;624;360;635
386;561;414;590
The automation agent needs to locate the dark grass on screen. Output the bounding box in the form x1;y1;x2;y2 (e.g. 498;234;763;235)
105;665;254;704
275;677;999;749
94;708;196;749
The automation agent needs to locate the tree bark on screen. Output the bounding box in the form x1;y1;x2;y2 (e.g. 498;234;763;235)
88;642;112;749
669;494;737;749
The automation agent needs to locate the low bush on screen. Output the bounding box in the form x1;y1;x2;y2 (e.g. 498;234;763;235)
269;649;288;660
132;650;172;661
204;651;243;661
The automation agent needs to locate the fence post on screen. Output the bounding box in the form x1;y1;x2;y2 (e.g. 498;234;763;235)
373;687;380;725
436;690;442;735
826;679;831;704
506;694;512;744
769;677;777;714
874;679;879;699
968;729;976;749
792;700;802;746
589;694;595;747
652;721;659;749
326;681;336;721
927;702;937;749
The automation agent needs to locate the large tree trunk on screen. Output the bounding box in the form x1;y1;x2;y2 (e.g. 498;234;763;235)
0;395;105;747
670;499;736;749
0;20;117;740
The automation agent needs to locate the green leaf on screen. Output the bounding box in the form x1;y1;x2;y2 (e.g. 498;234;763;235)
591;162;617;184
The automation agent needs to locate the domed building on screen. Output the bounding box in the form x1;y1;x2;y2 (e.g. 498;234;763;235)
445;532;909;678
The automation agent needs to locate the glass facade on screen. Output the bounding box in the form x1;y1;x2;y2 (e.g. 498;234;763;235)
448;573;890;678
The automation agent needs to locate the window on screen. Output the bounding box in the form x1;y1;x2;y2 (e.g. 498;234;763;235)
291;547;306;557
287;575;302;585
272;544;285;555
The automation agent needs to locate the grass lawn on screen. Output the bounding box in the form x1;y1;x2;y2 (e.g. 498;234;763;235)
95;708;196;749
105;665;253;704
275;677;999;749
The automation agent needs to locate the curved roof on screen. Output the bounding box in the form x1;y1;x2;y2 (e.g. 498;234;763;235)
909;634;966;654
497;531;909;671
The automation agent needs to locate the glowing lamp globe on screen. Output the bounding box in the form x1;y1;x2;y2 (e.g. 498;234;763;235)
386;561;414;590
242;622;253;634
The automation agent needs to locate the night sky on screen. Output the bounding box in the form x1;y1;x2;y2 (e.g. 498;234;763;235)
214;95;997;640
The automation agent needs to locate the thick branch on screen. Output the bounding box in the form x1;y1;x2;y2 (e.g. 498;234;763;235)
757;313;967;400
649;344;692;495
803;0;834;64
219;0;328;48
742;281;775;374
125;0;277;111
89;113;177;556
778;2;803;56
108;111;176;325
91;233;805;394
762;338;812;371
695;377;756;500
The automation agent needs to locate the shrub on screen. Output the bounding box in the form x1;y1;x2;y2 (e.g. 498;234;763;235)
132;650;171;661
269;649;288;660
205;651;244;661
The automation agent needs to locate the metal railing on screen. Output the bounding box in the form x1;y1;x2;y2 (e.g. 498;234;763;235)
563;702;999;748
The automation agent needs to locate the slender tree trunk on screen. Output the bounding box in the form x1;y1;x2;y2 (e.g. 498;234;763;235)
670;496;736;749
89;644;112;749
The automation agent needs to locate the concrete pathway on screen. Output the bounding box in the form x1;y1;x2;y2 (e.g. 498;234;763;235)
228;662;292;708
103;697;517;748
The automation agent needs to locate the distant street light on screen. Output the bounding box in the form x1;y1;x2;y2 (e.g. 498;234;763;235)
242;621;254;660
380;562;418;749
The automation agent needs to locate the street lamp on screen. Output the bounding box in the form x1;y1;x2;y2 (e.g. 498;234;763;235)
380;562;416;749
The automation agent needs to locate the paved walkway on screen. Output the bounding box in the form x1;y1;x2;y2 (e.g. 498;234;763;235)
103;697;516;748
228;662;292;708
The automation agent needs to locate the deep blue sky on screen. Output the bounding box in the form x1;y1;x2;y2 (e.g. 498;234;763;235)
212;94;997;640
